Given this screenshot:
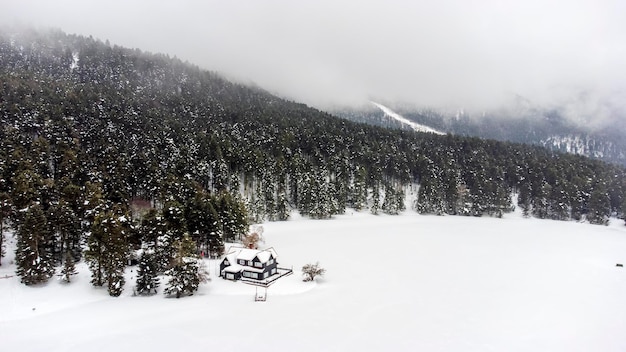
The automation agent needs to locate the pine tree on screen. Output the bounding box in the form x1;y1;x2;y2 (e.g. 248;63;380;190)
517;182;532;217
382;183;405;215
84;208;130;296
82;181;105;232
350;166;368;211
587;185;610;225
60;250;78;283
370;183;380;215
11;169;44;224
218;192;248;243
15;204;55;285
140;208;170;272
164;234;207;298
135;251;160;295
276;189;290;221
415;173;445;215
49;200;81;265
622;195;626;226
532;180;551;219
0;193;10;265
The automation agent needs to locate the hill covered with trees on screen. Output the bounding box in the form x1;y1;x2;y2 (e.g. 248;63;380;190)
1;28;625;292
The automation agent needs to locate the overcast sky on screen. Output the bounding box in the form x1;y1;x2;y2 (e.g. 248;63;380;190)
2;0;626;123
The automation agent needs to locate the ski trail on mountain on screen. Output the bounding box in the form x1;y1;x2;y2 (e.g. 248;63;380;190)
371;101;444;135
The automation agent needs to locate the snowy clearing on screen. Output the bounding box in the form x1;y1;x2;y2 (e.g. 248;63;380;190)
1;209;626;351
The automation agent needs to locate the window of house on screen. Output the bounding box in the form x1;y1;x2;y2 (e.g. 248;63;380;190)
254;262;263;268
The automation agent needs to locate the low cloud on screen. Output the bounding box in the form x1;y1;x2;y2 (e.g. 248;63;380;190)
3;0;626;124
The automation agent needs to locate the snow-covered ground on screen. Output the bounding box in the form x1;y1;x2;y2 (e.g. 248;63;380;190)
1;209;626;351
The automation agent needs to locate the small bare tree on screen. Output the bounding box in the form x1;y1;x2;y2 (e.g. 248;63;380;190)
243;225;264;249
243;232;261;249
302;262;326;282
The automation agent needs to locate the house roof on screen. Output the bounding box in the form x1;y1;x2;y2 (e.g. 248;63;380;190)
223;246;277;264
223;265;242;273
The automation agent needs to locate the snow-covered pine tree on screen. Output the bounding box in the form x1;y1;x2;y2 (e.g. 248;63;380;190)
370;183;381;215
15;204;55;285
139;208;170;272
532;180;551;219
135;251;160;295
225;192;249;240
308;168;336;219
85;208;130;296
49;199;81;265
415;172;445;215
350;166;368;211
164;234;208;298
517;182;532;217
381;184;394;215
60;250;78;283
587;184;610;225
275;189;290;221
622;195;626;226
0;192;11;266
262;172;278;221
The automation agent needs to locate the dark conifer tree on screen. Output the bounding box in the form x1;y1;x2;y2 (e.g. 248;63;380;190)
382;183;404;215
587;184;610;225
517;182;532;217
140;208;171;272
135;251;160;295
11;169;44;223
532;180;551;219
276;189;290;221
415;170;445;215
0;192;11;265
349;166;368;211
370;183;381;215
85;208;130;296
15;204;55;285
60;250;78;283
164;234;207;298
49;200;81;264
217;192;248;244
622;195;626;226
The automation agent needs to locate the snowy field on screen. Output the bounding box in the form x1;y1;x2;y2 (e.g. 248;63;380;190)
2;209;626;352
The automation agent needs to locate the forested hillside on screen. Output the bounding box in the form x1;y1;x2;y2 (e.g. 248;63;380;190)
337;103;626;166
1;28;625;291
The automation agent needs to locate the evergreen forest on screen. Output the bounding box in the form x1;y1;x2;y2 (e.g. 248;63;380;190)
1;28;625;294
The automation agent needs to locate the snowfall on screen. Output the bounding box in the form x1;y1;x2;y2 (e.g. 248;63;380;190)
1;206;626;352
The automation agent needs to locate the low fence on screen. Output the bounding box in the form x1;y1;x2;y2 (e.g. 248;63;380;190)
241;267;293;288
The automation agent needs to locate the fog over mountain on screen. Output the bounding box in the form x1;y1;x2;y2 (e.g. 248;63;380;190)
3;0;626;128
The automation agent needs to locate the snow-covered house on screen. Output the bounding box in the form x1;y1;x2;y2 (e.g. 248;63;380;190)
219;247;279;281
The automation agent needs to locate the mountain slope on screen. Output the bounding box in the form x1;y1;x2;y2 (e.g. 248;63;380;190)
336;103;626;166
0;27;625;226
